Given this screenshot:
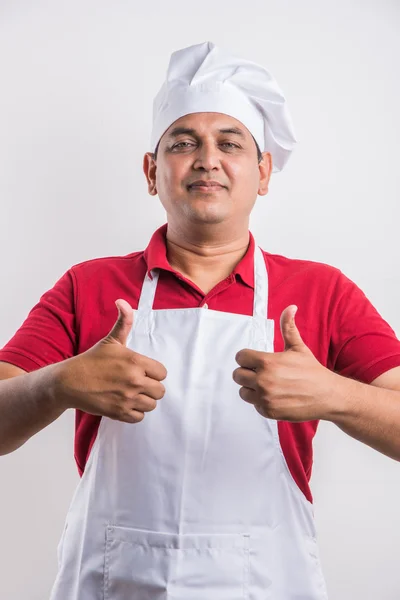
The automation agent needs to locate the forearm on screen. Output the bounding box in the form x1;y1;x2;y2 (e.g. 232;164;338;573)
0;363;67;455
326;375;400;461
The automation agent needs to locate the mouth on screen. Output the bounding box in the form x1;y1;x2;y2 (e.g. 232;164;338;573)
187;181;227;192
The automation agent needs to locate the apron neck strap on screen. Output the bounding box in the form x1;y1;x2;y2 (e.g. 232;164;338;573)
137;270;160;314
253;245;269;320
138;244;269;319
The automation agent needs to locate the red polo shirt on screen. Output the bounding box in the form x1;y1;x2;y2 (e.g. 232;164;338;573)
2;224;400;502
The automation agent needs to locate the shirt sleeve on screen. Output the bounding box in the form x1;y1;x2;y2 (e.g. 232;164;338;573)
0;270;77;372
328;271;400;384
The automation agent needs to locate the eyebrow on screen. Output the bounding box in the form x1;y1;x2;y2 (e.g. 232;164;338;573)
167;126;246;139
218;127;245;138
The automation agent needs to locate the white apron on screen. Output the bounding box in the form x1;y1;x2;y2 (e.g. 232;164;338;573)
50;246;328;600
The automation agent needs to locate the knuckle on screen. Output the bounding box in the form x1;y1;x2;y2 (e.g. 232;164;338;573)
256;398;273;418
238;387;247;400
109;403;126;421
122;408;145;423
119;412;135;424
130;363;143;377
131;393;157;412
264;394;279;416
141;382;165;401
156;383;166;399
146;399;158;412
258;372;274;390
237;375;246;387
128;352;145;369
235;351;244;365
127;369;144;389
158;364;168;380
131;411;145;423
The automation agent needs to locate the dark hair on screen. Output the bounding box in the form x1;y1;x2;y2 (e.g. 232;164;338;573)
254;140;263;163
152;143;160;161
152;137;263;163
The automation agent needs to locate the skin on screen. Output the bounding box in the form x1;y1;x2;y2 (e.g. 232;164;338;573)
143;112;272;293
0;111;400;462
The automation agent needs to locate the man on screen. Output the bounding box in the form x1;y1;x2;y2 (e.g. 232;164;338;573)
0;41;400;599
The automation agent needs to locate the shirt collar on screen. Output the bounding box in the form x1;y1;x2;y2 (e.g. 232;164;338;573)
143;223;255;289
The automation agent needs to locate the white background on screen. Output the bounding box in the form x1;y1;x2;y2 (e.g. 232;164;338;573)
0;1;399;598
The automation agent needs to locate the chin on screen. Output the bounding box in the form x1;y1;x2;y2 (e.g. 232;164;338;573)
180;199;230;224
184;208;229;225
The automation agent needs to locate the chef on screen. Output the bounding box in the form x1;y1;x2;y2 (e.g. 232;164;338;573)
1;41;400;599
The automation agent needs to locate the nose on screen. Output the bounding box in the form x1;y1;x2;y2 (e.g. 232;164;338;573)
192;141;220;172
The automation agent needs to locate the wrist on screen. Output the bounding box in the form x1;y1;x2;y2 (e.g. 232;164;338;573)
321;371;361;423
38;360;74;413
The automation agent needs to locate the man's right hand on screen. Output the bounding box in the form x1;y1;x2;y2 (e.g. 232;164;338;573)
54;299;167;423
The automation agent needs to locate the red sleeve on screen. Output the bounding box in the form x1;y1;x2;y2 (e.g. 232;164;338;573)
327;271;400;384
0;270;77;372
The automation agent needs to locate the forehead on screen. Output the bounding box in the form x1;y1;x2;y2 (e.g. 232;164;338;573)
161;112;253;141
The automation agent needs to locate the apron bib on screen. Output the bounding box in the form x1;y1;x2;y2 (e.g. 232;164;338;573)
50;246;328;600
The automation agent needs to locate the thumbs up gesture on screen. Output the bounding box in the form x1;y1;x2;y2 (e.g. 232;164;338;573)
233;306;336;422
54;299;167;423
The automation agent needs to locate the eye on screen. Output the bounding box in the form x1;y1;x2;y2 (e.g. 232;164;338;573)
220;142;240;149
171;141;196;150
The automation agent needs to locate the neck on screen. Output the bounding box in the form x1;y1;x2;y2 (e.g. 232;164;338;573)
165;221;250;294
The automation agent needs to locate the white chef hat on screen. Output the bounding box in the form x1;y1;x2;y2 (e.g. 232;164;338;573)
151;41;297;172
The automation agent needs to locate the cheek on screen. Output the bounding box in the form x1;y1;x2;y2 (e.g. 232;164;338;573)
156;167;172;191
227;162;260;193
156;161;188;193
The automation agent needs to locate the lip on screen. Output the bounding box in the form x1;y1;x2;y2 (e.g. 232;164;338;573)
187;180;226;191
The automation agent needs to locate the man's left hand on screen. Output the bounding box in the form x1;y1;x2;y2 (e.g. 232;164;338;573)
233;305;339;422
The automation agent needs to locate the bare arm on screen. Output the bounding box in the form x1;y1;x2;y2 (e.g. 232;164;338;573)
330;366;400;461
0;361;68;455
0;300;167;457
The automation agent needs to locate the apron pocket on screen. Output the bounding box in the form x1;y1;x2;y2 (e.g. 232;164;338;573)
104;525;250;600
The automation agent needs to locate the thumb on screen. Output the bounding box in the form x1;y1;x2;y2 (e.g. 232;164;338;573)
106;299;134;346
280;305;306;351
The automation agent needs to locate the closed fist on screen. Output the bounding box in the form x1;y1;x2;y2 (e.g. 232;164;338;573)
54;299;167;423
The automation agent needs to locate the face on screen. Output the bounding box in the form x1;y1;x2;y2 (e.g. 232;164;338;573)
143;112;272;228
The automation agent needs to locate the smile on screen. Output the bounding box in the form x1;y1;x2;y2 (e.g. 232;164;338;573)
187;182;226;192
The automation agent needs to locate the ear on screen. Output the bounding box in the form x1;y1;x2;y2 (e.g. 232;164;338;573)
143;152;158;196
257;152;273;196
